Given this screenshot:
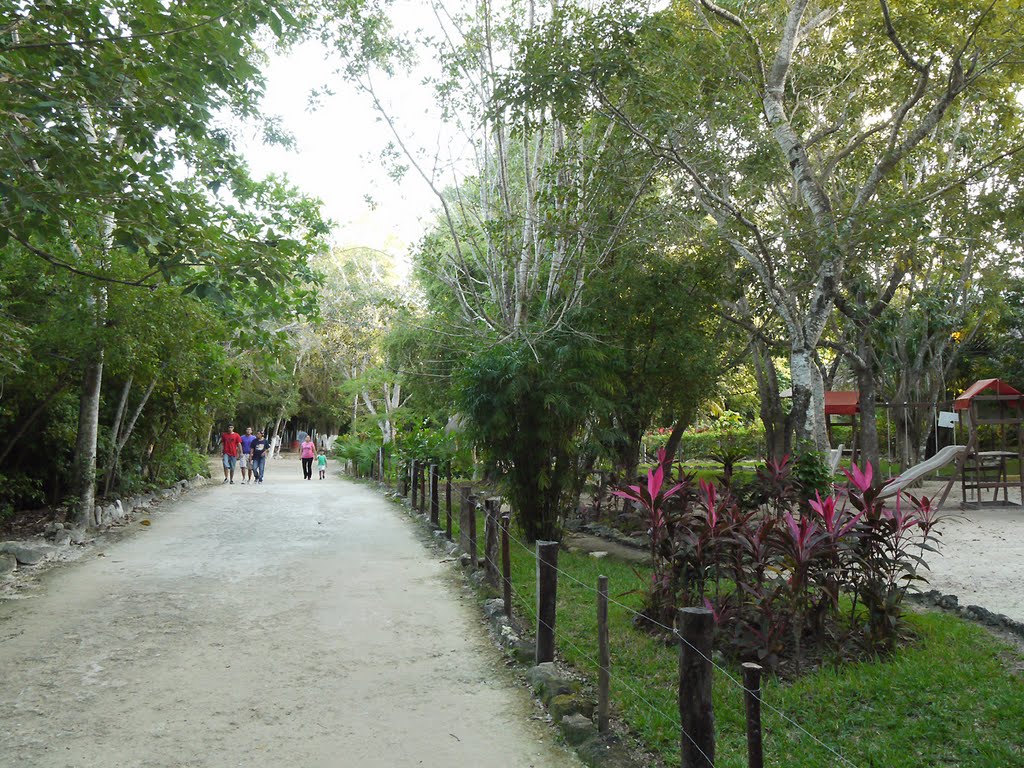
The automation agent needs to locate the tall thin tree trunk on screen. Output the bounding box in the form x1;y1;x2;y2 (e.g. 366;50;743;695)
751;338;790;462
791;345;828;450
102;377;133;496
854;347;881;480
104;378;156;495
71;354;104;527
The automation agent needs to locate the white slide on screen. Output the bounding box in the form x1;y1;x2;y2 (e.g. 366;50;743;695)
877;444;966;500
828;444;845;475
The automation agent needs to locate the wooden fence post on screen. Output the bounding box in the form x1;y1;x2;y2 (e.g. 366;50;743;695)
418;464;427;514
501;513;512;617
468;495;477;567
484;498;500;587
430;464;440;527
445;464;453;541
459;490;477;567
535;540;559;664
401;460;409;496
678;607;715;768
742;663;764;768
597;575;610;734
410;460;418;508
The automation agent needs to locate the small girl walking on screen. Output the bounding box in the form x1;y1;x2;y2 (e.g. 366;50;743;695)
317;450;327;480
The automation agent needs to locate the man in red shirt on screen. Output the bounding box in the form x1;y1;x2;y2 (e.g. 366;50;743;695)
221;424;242;485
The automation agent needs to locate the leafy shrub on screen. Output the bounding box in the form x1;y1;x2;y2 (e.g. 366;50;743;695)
334;435;384;476
458;336;610;542
791;440;834;502
648;424;765;470
614;455;944;670
0;471;44;521
394;423;470;474
150;441;208;487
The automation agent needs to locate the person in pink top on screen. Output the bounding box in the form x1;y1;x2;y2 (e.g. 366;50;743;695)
300;435;317;480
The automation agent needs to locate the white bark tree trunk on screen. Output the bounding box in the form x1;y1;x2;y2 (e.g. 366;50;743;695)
71;356;104;527
790;345;828;450
69;104;116;527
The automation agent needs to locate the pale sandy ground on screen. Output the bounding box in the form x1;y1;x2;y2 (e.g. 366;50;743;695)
0;457;582;768
913;479;1024;622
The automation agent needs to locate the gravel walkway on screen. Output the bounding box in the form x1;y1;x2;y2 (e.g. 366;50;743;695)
0;458;580;767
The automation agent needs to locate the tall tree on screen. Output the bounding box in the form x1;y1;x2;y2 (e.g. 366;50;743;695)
502;0;1024;452
0;2;330;524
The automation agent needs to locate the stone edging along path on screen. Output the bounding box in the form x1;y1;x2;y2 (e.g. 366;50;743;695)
0;474;210;592
906;589;1024;644
378;485;654;768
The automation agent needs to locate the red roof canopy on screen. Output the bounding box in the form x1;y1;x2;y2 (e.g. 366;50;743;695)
953;378;1023;411
825;391;860;416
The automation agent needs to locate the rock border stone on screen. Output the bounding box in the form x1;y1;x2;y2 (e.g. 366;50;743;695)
0;474;210;583
907;588;1024;640
565;520;651;552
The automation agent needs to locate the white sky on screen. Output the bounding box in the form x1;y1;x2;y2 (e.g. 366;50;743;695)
239;38;446;261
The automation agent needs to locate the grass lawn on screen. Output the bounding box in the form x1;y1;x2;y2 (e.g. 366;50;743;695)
498;528;1024;767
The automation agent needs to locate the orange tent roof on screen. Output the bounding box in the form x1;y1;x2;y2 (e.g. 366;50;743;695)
953;378;1023;411
825;391;860;416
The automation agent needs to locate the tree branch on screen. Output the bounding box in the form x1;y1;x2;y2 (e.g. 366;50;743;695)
2;3;246;52
878;0;928;73
6;228;158;288
696;0;766;86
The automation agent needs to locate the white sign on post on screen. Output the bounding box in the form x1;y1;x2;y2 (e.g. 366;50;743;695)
937;411;959;429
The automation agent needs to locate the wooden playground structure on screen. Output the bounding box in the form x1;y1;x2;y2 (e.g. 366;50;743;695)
826;379;1024;510
940;378;1024;509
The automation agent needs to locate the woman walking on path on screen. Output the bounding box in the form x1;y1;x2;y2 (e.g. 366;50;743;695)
300;435;316;480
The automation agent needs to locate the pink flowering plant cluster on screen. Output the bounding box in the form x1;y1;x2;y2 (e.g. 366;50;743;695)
613;455;945;669
610;449;685;622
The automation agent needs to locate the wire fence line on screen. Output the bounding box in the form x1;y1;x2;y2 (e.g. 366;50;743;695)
385;465;861;768
501;520;862;768
504;575;717;768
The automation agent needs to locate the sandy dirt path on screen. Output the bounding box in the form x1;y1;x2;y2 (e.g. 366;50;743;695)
0;458;581;767
913;480;1024;621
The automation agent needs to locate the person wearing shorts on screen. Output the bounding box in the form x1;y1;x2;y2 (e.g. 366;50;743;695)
221;424;241;484
239;427;257;484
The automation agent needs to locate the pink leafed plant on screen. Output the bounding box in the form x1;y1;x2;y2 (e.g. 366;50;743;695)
610;448;685;538
808;491;861;540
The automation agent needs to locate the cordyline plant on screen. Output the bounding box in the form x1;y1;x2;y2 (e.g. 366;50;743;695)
613;455;945;670
611;448;687;625
842;463;945;654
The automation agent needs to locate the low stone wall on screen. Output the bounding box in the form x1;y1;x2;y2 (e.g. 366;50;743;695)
908;589;1024;640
